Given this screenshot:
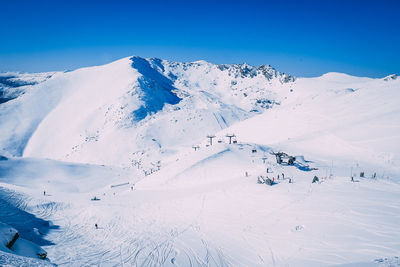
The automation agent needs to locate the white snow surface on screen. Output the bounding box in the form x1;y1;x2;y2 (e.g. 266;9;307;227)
0;56;399;266
0;222;18;253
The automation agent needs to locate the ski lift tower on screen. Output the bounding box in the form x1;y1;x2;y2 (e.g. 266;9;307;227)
207;135;216;146
225;134;236;144
262;156;268;164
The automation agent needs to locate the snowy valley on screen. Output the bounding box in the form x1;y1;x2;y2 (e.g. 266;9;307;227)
0;56;399;266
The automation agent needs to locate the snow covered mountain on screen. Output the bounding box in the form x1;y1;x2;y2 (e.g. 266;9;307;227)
1;56;399;266
1;56;398;173
0;56;294;171
0;72;55;104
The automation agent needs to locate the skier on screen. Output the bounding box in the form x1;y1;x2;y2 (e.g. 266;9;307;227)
289;178;292;183
95;224;98;229
351;176;354;182
282;173;285;179
43;191;46;196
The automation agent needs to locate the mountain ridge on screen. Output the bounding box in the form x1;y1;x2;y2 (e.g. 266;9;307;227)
0;55;398;174
1;55;400;266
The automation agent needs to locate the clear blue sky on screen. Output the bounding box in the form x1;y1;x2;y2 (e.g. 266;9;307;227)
1;0;399;77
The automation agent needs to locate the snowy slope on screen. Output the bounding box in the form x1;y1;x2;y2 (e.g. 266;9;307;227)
0;72;56;104
1;143;399;266
1;56;293;171
0;56;399;266
0;72;58;156
221;72;400;176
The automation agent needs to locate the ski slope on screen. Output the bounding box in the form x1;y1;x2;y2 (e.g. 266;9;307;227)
224;72;400;173
0;56;399;266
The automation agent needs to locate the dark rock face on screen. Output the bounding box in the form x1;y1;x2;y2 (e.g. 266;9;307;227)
5;232;19;249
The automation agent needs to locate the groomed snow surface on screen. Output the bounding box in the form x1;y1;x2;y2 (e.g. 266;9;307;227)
0;57;399;266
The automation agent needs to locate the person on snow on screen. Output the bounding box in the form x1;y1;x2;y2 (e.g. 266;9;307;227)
95;224;98;229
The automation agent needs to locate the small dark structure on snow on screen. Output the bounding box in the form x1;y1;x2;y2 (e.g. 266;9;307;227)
312;176;319;183
257;176;274;186
271;152;296;165
110;182;129;188
6;232;19;250
264;178;274;186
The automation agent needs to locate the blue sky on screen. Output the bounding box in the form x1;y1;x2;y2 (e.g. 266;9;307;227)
1;0;399;77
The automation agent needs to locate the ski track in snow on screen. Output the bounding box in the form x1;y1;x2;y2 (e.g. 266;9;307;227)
0;57;399;266
2;144;399;266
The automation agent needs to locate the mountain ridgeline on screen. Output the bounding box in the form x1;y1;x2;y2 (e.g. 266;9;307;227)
0;56;295;170
1;56;398;176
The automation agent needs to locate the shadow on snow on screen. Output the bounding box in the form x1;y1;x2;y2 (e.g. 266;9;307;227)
130;57;181;121
0;187;59;246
